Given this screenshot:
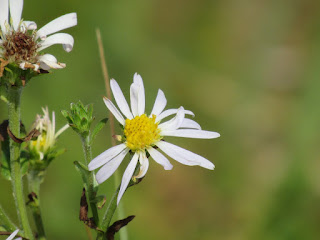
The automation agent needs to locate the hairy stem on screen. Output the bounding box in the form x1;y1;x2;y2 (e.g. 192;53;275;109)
7;86;34;240
96;187;120;240
27;171;46;240
81;135;99;227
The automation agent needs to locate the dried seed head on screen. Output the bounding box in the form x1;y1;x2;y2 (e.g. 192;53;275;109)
2;30;39;63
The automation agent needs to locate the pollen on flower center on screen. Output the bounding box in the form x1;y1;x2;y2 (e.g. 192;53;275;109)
2;30;39;63
124;114;161;151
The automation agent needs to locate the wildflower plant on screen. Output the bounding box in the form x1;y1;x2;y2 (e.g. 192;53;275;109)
0;0;76;239
0;1;220;240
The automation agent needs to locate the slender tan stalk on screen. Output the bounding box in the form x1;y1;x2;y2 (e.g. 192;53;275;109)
96;28;128;240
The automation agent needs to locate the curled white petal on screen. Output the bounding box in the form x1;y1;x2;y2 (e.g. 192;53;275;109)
147;147;173;170
9;0;23;31
36;13;77;39
19;62;39;71
135;152;149;179
96;148;129;184
159;107;185;131
6;229;19;240
117;153;139;205
88;143;127;170
156;108;194;122
0;0;9;34
38;54;65;70
150;89;167;117
22;21;37;30
156;141;215;170
161;129;220;139
110;79;133;119
180;118;201;130
103;97;125;125
38;33;74;52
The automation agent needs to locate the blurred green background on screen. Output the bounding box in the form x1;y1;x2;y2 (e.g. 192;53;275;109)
1;0;320;239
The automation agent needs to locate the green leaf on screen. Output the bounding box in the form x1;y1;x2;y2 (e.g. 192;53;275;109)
90;118;108;145
20;155;29;177
92;195;107;209
74;161;90;190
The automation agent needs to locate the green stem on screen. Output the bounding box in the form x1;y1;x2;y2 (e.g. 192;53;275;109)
7;86;34;240
96;187;120;240
0;204;17;232
27;171;46;240
81;135;99;227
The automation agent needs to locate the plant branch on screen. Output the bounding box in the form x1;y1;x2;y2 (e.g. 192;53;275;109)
7;86;34;240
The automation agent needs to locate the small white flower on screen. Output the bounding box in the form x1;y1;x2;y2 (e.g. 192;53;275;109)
6;229;22;240
30;107;69;160
0;0;77;71
88;73;220;204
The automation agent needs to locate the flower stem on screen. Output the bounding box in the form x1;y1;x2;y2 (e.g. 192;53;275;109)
96;187;120;240
7;86;34;240
27;171;46;240
96;28;128;240
0;204;17;232
81;135;99;226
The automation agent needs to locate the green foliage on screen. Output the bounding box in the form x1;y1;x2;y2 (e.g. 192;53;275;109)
61;101;95;138
0;63;39;87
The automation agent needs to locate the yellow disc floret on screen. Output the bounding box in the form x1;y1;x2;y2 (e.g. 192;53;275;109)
124;114;161;151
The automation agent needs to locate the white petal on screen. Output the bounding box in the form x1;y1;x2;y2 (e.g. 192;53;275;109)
161;129;220;139
134;73;145;115
156;108;194;122
150;89;167;117
38;33;74;52
117;153;139;205
110;79;133;119
36;13;77;39
0;0;9;33
130;82;139;117
135;152;149;179
147;147;173;170
156;141;214;170
88;143;127;170
38;54;65;70
9;0;23;31
95;148;129;184
22;20;37;30
159;107;185;131
6;229;19;240
180;118;201;130
103;97;125;125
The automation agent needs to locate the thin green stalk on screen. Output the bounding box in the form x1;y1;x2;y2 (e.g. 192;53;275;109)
7;86;34;240
27;171;46;240
0;204;17;232
96;28;128;240
96;187;120;240
81;135;99;226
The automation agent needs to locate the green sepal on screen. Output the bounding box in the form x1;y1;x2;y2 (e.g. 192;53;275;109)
90;118;108;145
62;101;95;138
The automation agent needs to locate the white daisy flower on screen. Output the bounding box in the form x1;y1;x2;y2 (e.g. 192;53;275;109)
30;107;69;160
88;73;220;204
0;0;77;72
6;229;22;240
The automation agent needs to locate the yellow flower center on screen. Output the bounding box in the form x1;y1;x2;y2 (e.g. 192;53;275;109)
124;114;161;151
